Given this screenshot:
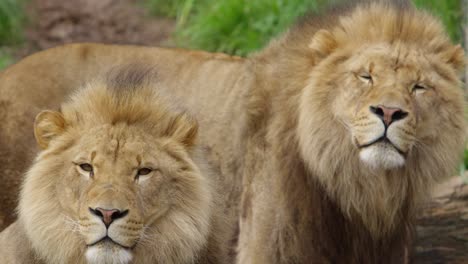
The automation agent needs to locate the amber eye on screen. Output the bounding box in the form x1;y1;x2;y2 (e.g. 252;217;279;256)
137;168;152;176
135;168;154;183
79;163;93;172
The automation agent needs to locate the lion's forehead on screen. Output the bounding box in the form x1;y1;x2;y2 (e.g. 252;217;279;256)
79;125;152;148
74;128;162;164
352;45;430;72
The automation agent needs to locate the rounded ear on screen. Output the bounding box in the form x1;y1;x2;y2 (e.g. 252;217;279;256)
309;29;338;59
443;44;465;73
34;110;66;149
166;112;198;147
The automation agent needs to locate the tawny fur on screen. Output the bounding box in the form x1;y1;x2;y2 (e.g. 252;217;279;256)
0;0;465;263
0;71;229;263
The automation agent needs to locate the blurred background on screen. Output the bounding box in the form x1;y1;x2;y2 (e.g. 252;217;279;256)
0;0;467;262
0;0;465;63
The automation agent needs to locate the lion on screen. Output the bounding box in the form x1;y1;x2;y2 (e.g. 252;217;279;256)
0;67;229;264
0;0;465;263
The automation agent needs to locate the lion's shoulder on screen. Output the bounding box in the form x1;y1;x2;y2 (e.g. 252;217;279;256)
0;222;38;263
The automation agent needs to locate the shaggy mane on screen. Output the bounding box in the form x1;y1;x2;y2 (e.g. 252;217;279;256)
61;65;192;137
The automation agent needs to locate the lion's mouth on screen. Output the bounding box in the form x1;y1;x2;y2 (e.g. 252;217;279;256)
357;136;406;157
87;236;132;249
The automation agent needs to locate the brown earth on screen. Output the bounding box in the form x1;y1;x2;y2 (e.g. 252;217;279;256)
18;0;175;57
2;0;467;262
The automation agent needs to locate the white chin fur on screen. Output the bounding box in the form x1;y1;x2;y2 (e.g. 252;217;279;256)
85;245;132;264
359;144;405;170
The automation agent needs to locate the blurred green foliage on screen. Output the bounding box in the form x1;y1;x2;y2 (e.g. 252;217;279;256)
413;0;463;42
146;0;332;56
175;0;333;56
146;0;463;56
145;0;190;18
0;50;13;69
0;0;27;69
0;0;26;45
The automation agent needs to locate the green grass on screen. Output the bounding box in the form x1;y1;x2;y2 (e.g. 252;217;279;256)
144;0;333;56
175;0;332;56
146;0;463;55
0;0;27;45
0;0;28;69
0;50;13;69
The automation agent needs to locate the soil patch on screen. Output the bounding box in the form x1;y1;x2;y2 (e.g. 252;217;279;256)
19;0;174;56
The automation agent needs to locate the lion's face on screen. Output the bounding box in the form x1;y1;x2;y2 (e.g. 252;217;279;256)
298;25;464;235
20;83;213;264
68;125;186;262
309;43;464;171
332;44;449;169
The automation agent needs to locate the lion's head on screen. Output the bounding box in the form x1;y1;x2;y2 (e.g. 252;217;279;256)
297;2;465;235
18;68;214;264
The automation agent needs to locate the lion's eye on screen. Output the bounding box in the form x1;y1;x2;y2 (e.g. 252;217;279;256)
135;168;155;183
358;73;373;83
412;84;426;93
137;168;152;176
79;163;93;172
76;163;94;179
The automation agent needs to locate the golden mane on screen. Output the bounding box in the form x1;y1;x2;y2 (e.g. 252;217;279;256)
60;65;196;144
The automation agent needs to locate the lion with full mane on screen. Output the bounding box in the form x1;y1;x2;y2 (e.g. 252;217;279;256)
0;0;465;262
0;67;228;263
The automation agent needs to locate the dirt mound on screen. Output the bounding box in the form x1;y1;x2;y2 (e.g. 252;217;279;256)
24;0;174;53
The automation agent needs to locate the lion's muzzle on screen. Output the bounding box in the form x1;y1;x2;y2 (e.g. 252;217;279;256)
355;103;415;170
83;204;139;264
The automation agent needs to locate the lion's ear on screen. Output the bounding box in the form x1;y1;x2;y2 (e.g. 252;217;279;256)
443;44;465;73
309;29;337;59
167;112;198;147
34;110;66;149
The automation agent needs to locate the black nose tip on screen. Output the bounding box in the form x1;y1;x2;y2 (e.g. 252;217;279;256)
369;105;408;126
89;207;129;227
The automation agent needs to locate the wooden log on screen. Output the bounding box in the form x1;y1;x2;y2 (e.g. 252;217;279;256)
414;177;468;263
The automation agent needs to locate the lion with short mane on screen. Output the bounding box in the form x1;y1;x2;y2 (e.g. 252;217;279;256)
0;0;465;262
0;67;228;264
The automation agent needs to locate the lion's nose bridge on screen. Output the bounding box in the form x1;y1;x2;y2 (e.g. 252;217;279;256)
370;89;410;111
88;183;131;210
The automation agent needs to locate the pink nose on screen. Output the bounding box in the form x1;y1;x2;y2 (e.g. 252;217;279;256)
89;207;128;227
369;105;408;126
